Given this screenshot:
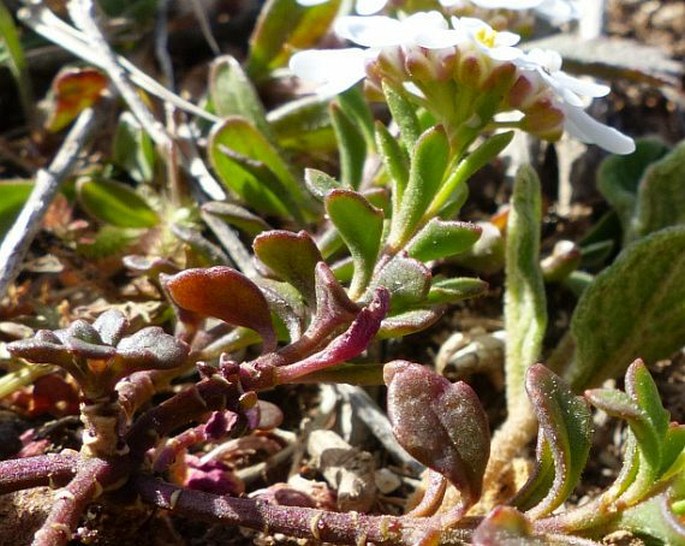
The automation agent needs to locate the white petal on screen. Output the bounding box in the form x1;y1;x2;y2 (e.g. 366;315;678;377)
563;105;636;155
488;45;524;61
414;29;461;48
334;15;403;47
552;71;610;98
495;31;521;47
289;48;369;96
355;0;387;15
535;0;580;25
470;0;543;8
295;0;329;5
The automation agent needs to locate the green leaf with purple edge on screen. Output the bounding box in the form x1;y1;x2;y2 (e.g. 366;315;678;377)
569;225;685;390
376;307;445;339
77;177;159;228
388;125;450;250
370;256;431;312
523;364;592;519
246;0;342;81
253;230;323;305
164;266;277;352
407;219;482;262
325;189;384;299
384;360;490;506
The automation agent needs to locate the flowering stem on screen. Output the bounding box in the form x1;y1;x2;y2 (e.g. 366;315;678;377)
0;453;78;495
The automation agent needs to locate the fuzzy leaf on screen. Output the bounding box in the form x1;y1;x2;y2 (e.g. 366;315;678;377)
524;365;592;519
0;180;32;237
473;506;545;545
407;219;482;262
246;0;341;81
632;139;685;240
384;360;490;506
325;189;384;299
388;125;450;250
375;121;409;213
371;256;431;311
377;307;445;338
115;327;189;371
208;116;314;221
112;112;156;183
337;87;375;150
330;102;366;190
382;82;421;152
268;96;336;153
209;55;272;139
164;266;276;352
253;230;323;304
596;138;670;242
77;177;159;228
304;168;341;199
569;226;685;389
504;166;547;413
618;491;685;545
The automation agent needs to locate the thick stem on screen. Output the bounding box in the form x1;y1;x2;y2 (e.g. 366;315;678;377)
134;475;476;545
0;453;78;495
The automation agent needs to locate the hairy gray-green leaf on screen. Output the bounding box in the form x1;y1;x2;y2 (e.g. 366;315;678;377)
569;226;685;390
371;256;431;311
375;121;409;213
330;102;366;190
632;139;685;241
504;165;547;413
597;138;670;243
382;82;421;152
406;219;481;262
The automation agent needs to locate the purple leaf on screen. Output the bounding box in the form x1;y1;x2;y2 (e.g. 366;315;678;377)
384;360;489;506
164;266;276;352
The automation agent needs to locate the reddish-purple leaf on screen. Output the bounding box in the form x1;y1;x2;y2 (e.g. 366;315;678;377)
384;360;489;506
164;266;276;352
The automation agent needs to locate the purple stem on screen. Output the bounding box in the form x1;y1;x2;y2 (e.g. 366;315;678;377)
134;475;475;545
31;457;116;546
0;453;78;494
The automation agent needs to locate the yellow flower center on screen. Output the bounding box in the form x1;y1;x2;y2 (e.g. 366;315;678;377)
475;27;497;48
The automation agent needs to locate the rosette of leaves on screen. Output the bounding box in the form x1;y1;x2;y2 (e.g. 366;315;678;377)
7;309;189;401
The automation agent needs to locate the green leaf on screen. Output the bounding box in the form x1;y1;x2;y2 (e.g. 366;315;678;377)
597;137;670;243
268;96;336;153
0;180;32;237
337;86;376;151
77;177;159;228
246;0;341;81
325;189;384;299
164;266;277;352
377;307;444;338
209;55;273;140
304;168;341;199
112;112;156;183
208;116;315;221
201;201;271;237
504;165;547;413
427;277;489;305
384;360;490;506
388;125;450;250
569;226;685;390
407;219;482;262
0;0;32;120
632;139;685;240
330;102;366;190
523;364;593;519
253;230;323;304
382;82;421;152
76;226;141;259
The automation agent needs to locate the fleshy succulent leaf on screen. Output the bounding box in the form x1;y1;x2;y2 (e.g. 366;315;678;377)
201;201;271;237
112;112;156;184
384;360;490;506
325;189;384;299
569;225;685;390
76;177;159;228
427;277;489;305
253;230;323;305
93;309;129;347
371;256;431;311
375;121;409;213
406;219;482;262
473;506;546;546
164;266;277;352
115;327;189;371
304;168;341;199
377;307;445;338
523;364;593;519
382;82;421;153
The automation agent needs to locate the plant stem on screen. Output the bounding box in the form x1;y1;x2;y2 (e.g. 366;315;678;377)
0;453;78;495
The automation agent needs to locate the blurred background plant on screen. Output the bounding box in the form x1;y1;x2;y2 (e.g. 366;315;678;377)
0;0;683;544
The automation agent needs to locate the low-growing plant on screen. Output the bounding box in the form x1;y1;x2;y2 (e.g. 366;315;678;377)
1;1;684;545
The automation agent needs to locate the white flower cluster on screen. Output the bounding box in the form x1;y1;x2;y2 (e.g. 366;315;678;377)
289;11;634;154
